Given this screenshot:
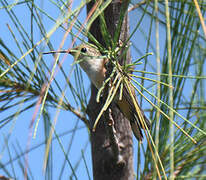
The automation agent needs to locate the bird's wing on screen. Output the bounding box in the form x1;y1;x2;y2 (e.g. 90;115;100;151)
116;83;151;141
122;84;151;129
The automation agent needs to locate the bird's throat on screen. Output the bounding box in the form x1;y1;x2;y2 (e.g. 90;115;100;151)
79;57;106;89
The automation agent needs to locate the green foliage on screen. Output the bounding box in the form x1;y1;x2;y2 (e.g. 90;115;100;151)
0;0;205;179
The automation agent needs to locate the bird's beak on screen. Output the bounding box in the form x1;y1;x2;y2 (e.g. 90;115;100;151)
68;49;77;56
42;50;68;55
43;49;76;55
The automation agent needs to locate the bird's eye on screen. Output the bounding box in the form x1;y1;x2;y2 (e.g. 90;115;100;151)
81;47;87;53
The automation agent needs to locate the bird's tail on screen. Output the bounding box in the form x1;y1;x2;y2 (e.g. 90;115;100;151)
130;119;143;142
130;109;151;142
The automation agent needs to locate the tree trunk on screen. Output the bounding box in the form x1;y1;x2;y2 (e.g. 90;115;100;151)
86;1;134;180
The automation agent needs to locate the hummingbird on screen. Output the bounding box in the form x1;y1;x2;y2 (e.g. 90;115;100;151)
44;43;151;141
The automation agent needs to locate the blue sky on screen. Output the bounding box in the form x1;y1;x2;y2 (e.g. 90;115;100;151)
1;1;205;179
1;1;153;179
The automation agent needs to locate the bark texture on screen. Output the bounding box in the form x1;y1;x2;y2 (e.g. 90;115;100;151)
86;1;134;180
